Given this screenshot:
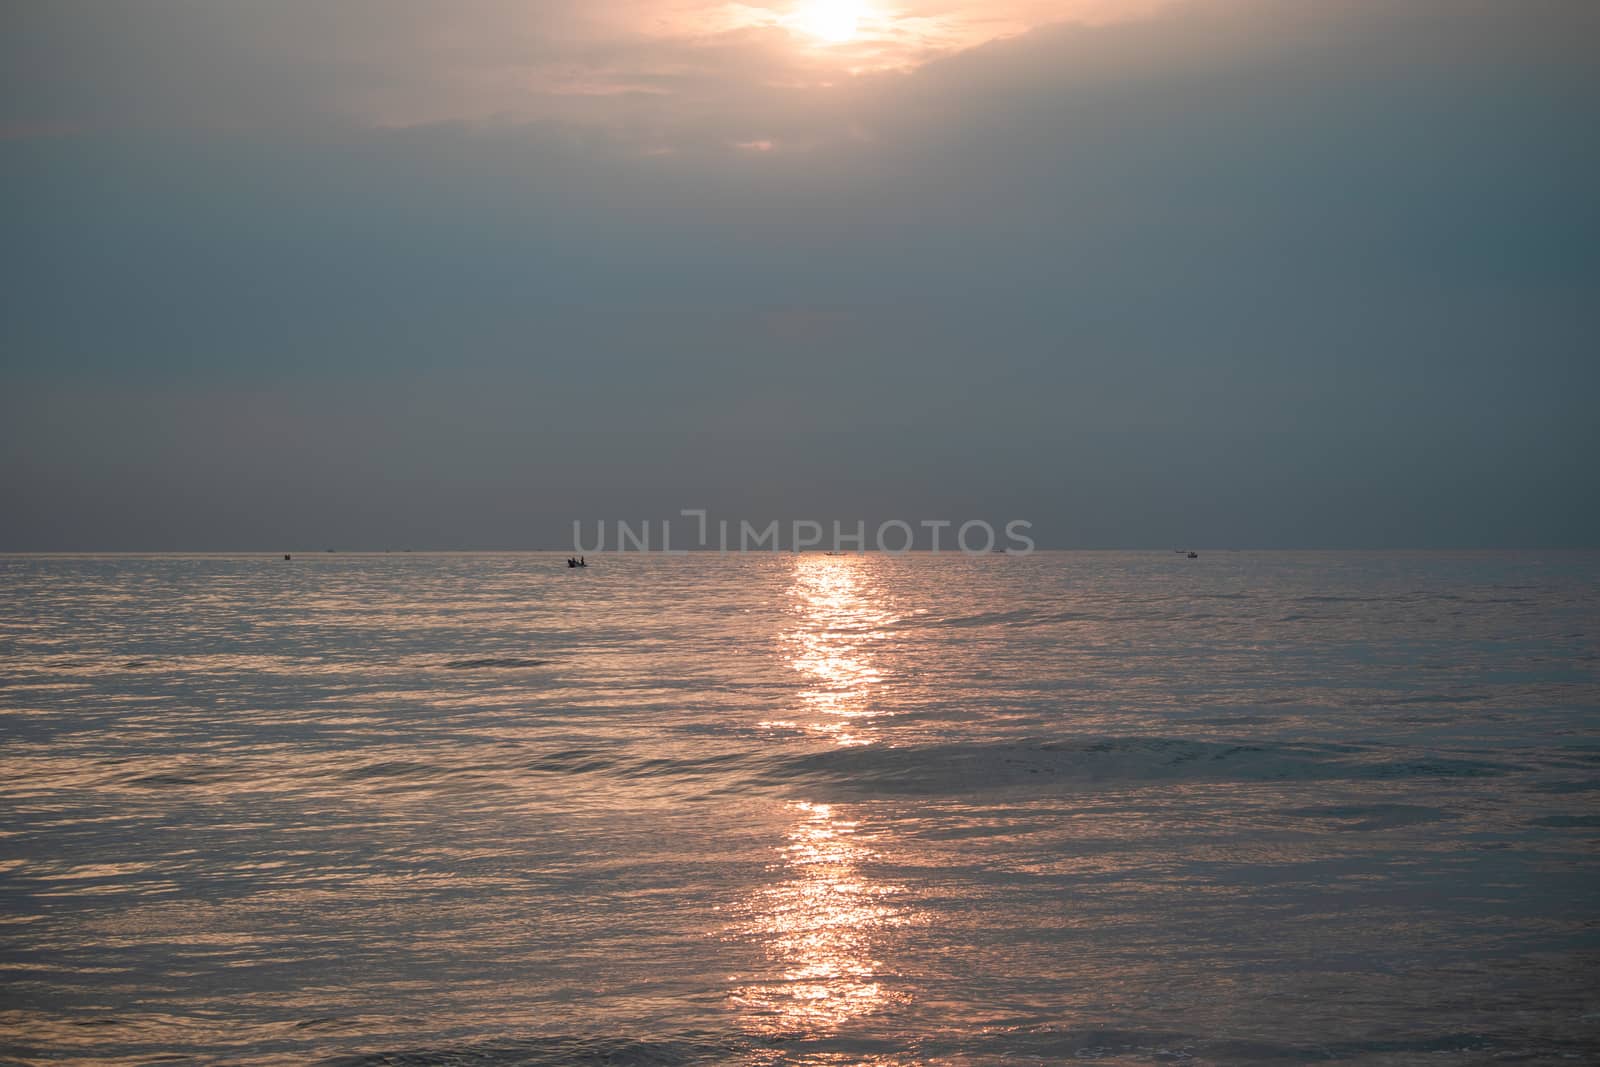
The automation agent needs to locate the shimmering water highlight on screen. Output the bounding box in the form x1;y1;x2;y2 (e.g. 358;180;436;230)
1;551;1597;1064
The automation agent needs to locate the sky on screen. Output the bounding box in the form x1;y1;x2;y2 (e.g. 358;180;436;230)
2;0;1597;550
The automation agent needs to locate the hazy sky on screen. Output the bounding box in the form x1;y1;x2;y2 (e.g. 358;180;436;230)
3;0;1597;549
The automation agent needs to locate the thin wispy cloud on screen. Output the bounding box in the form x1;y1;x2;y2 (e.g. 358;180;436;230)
2;1;1177;135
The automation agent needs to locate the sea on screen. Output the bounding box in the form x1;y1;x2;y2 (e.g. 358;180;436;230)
1;551;1597;1065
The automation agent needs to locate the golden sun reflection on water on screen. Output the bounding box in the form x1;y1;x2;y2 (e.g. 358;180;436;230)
774;555;896;747
734;557;912;1034
730;801;910;1032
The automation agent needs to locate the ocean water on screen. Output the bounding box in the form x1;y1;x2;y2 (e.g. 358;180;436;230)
1;550;1597;1066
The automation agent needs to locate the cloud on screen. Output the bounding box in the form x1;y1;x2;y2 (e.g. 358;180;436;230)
2;1;1183;135
2;0;1597;547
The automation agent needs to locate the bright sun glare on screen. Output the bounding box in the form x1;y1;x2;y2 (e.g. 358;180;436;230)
789;0;867;43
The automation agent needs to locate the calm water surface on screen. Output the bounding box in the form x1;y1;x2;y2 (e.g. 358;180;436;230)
1;551;1597;1064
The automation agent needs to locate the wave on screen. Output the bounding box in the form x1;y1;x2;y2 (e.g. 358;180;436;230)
1277;802;1455;831
1530;813;1600;828
916;608;1043;629
936;1026;1515;1062
321;1034;741;1066
317;1026;1585;1065
95;735;1521;801
442;657;550;669
757;737;1514;796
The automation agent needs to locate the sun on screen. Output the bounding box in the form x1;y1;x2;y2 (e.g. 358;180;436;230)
788;1;868;44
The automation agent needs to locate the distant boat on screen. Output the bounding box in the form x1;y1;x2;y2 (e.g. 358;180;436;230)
283;554;291;561
567;557;588;568
1188;551;1199;559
